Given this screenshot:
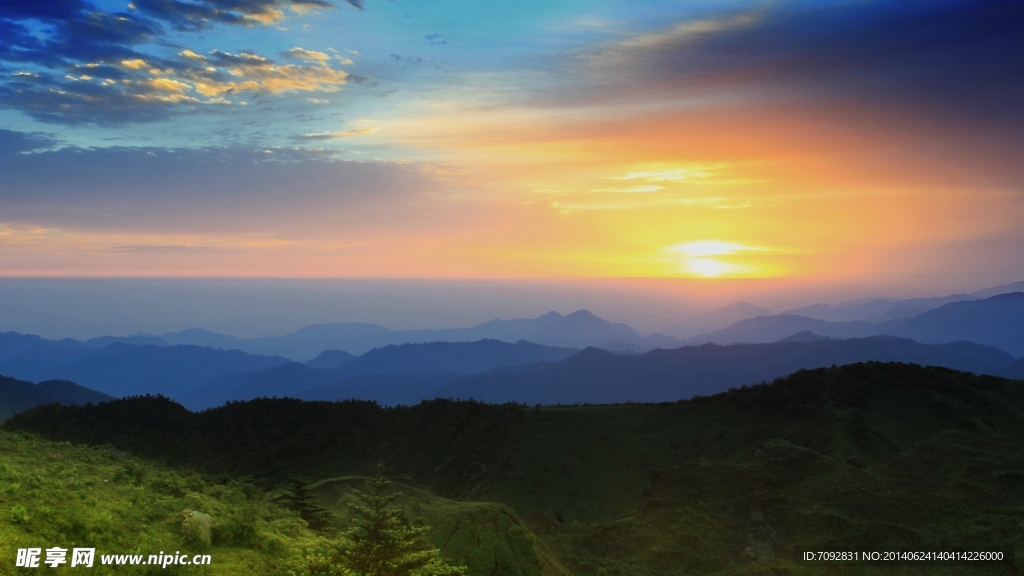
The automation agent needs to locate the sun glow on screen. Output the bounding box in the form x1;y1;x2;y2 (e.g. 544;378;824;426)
670;241;750;257
663;241;770;277
686;258;730;277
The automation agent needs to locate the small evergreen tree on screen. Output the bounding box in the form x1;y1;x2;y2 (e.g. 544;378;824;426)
337;464;466;576
283;476;336;532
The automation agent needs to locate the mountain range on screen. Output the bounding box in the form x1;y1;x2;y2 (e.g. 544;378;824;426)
665;281;1024;337
181;339;577;409
187;335;1015;409
0;286;1023;412
682;292;1024;356
435;336;1016;405
6;282;1022;363
131;309;645;360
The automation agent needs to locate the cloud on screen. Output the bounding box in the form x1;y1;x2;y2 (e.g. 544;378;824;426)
107;244;224;253
0;44;350;124
0;129;62;155
284;47;331;62
298;128;376;140
0;132;442;235
0;0;356;124
668;241;767;257
583;0;1024;136
129;0;340;32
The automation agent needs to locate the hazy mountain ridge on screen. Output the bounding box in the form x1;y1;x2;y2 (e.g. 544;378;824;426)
1003;356;1024;379
183;339;578;410
437;336;1015;405
181;335;1017;409
682;292;1024;356
2;287;1023;410
680;314;891;345
664;281;1024;334
662;301;773;339
7;281;1021;362
884;292;1024;356
1;342;291;398
780;294;975;322
305;349;356;369
155;310;644;359
0;374;113;419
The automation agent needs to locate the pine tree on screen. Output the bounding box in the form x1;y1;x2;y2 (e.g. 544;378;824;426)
337;464;466;576
284;476;336;532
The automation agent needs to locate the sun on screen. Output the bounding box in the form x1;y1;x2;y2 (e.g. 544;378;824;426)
686;258;730;277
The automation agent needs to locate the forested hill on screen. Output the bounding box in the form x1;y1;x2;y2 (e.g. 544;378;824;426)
7;362;1024;512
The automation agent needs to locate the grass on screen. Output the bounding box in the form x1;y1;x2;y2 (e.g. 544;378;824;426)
0;430;327;575
0;429;551;576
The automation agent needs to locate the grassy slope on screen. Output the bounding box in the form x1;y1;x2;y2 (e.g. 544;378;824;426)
0;431;535;576
0;430;322;575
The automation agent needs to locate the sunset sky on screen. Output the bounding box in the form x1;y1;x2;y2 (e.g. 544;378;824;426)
1;0;1022;284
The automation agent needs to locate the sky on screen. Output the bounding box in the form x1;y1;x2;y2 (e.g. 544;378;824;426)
1;0;1022;287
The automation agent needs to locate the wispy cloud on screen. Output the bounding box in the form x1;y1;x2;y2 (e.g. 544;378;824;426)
107;244;225;253
284;47;331;62
298;128;376;140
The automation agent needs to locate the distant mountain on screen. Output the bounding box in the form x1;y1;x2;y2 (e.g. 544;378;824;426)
183;339;578;410
682;314;887;345
161;324;396;360
773;279;1024;324
663;302;773;339
0;332;83;367
885;293;1024;356
680;291;1024;355
37;379;114;406
439;337;1014;405
157;327;261;351
42;343;290;398
157;310;644;359
775;331;837;343
421;310;643;349
299;373;463;406
82;334;169;348
182;362;336;410
782;294;975;323
0;375;57;419
1002;357;1024;379
0;374;114;419
335;339;577;378
0;332;294;398
0;342;96;382
972;281;1024;299
305;349;356;369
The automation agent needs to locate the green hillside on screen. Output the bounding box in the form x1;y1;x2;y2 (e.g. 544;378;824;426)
0;429;321;575
6;362;1024;574
0;431;540;575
